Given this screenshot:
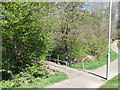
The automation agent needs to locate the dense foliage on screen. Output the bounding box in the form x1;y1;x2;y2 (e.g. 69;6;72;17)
1;2;118;88
1;64;51;88
1;2;54;76
1;71;68;88
50;2;108;63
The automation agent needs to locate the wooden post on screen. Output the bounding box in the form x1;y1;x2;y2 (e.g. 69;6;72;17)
82;58;86;69
83;60;84;69
57;55;59;64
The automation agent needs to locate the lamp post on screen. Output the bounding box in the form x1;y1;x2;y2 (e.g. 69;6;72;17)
106;0;112;80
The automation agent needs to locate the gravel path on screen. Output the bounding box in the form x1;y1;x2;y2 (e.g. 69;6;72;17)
44;61;86;78
44;40;119;88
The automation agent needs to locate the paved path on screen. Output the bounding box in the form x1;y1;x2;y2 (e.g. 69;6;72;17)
45;40;119;88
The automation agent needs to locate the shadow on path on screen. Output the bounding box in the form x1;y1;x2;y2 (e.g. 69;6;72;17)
82;70;107;80
87;71;106;80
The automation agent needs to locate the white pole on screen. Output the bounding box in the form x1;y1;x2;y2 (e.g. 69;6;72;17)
106;0;112;80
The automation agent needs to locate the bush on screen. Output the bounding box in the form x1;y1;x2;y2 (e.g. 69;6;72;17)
86;38;107;60
25;63;51;78
1;63;52;88
1;78;24;88
51;37;107;63
1;69;12;80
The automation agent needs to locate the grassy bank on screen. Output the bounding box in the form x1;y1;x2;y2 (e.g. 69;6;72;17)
99;74;120;88
69;49;118;70
1;72;68;88
17;72;68;88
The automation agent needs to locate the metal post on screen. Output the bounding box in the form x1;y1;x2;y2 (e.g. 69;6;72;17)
106;0;112;80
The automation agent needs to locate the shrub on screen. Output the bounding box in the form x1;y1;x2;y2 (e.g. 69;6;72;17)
1;63;52;88
86;38;107;60
25;63;51;78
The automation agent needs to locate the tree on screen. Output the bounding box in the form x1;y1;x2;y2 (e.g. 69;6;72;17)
51;2;94;62
1;2;54;74
51;2;108;63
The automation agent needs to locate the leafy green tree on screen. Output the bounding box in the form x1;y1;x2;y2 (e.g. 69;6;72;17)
51;2;88;61
51;2;108;63
1;2;53;74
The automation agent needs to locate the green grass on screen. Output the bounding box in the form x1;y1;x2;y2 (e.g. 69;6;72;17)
69;49;118;70
17;72;68;88
117;41;120;49
99;74;120;89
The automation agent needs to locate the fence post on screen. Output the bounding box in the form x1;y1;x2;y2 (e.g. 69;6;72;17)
57;55;59;64
83;60;84;69
82;58;86;69
66;61;67;66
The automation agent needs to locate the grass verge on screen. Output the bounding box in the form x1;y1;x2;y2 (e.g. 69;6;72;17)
99;74;120;89
69;49;118;70
17;72;68;88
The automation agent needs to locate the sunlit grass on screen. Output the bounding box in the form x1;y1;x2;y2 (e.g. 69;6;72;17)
69;49;118;70
17;72;68;88
99;74;120;88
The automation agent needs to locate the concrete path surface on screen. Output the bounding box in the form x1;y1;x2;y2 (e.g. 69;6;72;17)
45;40;119;88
